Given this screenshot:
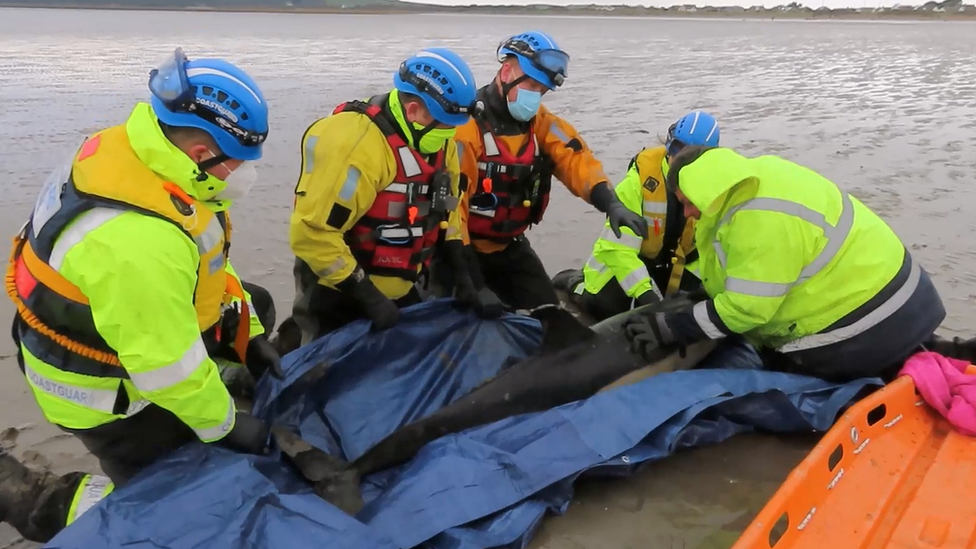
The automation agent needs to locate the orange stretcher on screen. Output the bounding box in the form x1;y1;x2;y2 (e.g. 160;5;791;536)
732;374;976;549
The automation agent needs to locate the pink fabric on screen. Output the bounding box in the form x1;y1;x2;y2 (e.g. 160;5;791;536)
900;351;976;436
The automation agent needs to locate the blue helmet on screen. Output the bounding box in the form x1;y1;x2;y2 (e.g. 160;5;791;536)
148;48;269;161
496;31;570;90
666;111;720;157
394;48;480;127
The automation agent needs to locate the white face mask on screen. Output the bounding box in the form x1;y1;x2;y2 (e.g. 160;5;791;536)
213;162;257;202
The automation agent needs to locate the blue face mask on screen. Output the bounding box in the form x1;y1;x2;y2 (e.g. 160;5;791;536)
507;88;542;122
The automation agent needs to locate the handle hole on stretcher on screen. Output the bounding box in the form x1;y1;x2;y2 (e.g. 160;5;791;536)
768;512;789;547
866;403;887;426
827;444;843;472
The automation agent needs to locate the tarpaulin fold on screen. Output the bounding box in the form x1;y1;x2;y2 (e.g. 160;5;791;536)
44;299;883;549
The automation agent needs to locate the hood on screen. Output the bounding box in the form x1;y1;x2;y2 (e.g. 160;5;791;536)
125;102;232;213
676;148;757;216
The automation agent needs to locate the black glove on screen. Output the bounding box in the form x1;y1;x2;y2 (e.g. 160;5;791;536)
245;334;285;380
444;241;504;319
590;182;649;240
635;288;662;308
337;266;399;331
623;312;680;361
219;411;271;455
458;284;505;319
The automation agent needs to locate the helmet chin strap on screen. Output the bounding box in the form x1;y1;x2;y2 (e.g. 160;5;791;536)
195;153;231;182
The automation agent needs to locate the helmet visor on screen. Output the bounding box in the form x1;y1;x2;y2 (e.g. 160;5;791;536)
665;122;686;158
148;48;192;111
499;38;570;88
533;48;569;85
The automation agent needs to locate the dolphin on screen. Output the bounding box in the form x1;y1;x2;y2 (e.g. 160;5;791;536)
274;294;718;516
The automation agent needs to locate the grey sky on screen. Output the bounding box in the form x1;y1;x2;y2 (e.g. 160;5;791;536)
414;0;928;9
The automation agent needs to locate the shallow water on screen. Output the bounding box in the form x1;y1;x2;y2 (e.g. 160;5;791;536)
0;7;974;548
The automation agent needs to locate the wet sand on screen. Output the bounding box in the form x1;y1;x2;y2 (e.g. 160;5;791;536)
529;434;818;549
2;7;975;548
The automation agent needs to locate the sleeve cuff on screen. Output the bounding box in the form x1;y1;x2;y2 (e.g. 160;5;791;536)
663;299;733;344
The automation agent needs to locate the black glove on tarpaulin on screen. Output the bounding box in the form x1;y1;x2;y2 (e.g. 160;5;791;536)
444;240;504;319
336;265;400;332
590;182;649;240
245;334;285;380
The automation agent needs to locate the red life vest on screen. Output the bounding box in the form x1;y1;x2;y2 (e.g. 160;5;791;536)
334;99;455;283
467;122;553;243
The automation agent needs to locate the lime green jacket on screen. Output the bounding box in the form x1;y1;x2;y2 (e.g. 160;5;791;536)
20;103;262;440
674;148;905;349
583;146;697;300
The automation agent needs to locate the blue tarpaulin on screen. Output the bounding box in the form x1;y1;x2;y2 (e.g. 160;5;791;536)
45;299;883;549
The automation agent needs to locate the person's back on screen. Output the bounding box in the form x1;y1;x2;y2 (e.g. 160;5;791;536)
739;154;909;345
625;145;945;382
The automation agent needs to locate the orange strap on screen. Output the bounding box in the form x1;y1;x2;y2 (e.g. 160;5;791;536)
224;273;251;365
5;235;121;367
20;240;89;304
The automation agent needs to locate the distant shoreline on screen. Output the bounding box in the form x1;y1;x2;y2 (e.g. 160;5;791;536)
2;2;975;21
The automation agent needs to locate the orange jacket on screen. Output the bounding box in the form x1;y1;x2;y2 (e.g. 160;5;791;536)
455;94;609;254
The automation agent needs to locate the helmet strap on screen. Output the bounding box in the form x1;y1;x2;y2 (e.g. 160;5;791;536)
500;72;530;100
195;153;231;182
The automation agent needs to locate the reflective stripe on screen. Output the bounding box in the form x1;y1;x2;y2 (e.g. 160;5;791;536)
49;208;124;271
66;474;114;525
621;266;650;294
127;337;207;393
379;227;424;239
550;125;569;144
713;241;727;269
600;227;642;250
693;301;724;339
193;395;236;441
24;363;118;412
779;257;921;353
303;136;318;174
643;201;667;215
586;256;608;274
193;216;224;258
483;132;500;157
387;200;431;218
338;167;360;202
471;208;496;218
397;147;422;178
186;67;262;104
415;50;469;86
315;257;346;278
714;192;854;293
797;193;854;284
725;277;790;298
386;183;429;195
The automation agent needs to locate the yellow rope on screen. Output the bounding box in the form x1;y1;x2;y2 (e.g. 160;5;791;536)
5;237;122;367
